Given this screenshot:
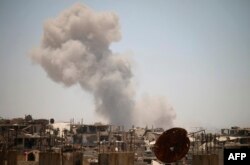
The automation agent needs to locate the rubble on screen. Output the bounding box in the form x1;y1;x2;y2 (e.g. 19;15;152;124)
1;116;250;164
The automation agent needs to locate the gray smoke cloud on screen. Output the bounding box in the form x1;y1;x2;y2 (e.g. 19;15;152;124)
30;4;176;128
135;95;176;128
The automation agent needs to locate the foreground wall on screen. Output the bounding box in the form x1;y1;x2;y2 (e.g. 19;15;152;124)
39;152;61;165
192;154;219;165
99;152;134;165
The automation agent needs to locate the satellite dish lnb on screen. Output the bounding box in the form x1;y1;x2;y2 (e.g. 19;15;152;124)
153;127;190;163
50;118;55;124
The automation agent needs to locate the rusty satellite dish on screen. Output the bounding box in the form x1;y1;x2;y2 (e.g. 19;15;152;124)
153;127;190;163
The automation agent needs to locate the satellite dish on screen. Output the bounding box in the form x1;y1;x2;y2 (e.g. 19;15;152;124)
153;127;190;163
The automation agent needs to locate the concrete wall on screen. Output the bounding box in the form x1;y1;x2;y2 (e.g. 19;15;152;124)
17;153;26;161
7;151;17;165
0;151;39;165
62;152;83;165
39;152;83;165
0;151;5;165
39;152;61;165
18;161;39;165
192;154;219;165
89;163;98;165
1;151;84;165
99;152;134;165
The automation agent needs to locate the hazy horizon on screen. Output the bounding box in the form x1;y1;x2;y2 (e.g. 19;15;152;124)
1;0;250;130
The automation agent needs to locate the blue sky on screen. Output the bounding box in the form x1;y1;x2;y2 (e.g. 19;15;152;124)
1;0;250;130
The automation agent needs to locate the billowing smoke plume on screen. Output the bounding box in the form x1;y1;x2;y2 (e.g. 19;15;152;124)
30;4;175;128
135;95;176;128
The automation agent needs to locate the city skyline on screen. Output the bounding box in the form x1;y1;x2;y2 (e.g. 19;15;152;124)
1;0;250;130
